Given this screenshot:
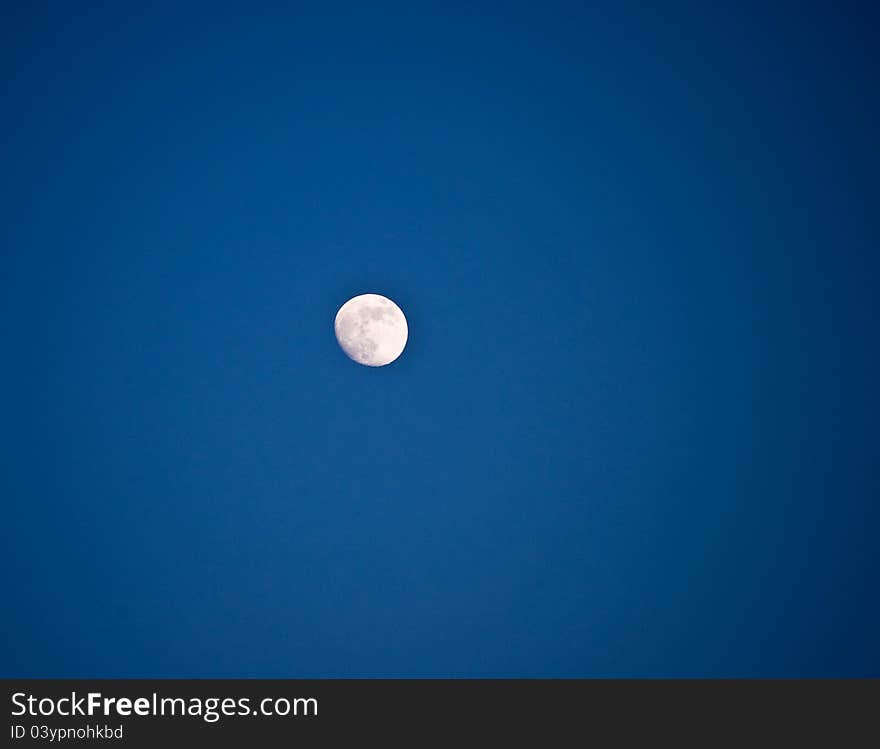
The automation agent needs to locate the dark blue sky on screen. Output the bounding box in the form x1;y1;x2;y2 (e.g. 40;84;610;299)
3;2;878;676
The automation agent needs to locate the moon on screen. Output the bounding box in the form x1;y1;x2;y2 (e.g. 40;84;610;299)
334;293;408;366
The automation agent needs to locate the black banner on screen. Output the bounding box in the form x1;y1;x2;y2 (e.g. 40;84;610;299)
3;680;877;746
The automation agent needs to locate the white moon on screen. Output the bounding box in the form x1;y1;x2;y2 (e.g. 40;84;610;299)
334;293;408;366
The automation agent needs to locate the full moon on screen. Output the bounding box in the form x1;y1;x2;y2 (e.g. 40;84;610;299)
334;293;408;366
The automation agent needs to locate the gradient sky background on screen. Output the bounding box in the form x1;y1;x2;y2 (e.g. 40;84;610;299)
3;1;878;677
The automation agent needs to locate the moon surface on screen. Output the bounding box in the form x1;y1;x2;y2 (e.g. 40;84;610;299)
334;294;408;366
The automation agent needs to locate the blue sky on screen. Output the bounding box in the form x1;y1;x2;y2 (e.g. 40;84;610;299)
3;1;878;676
